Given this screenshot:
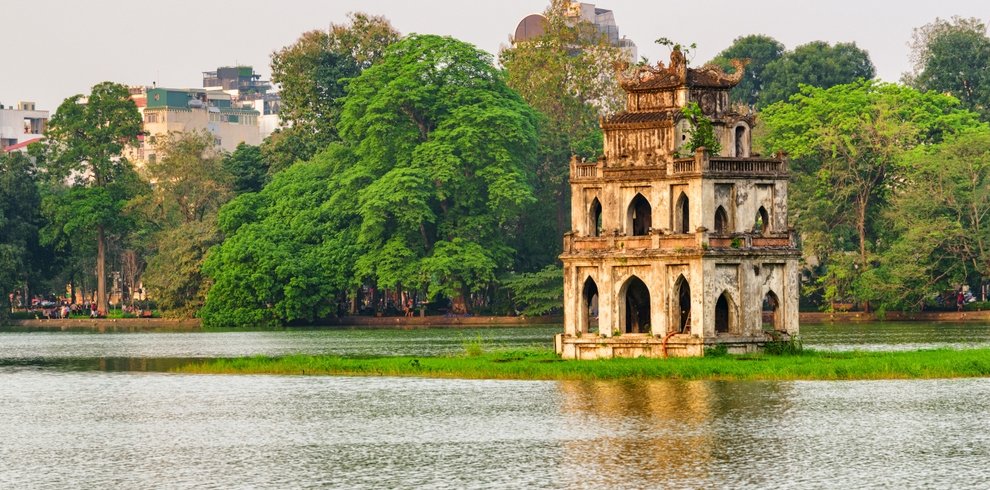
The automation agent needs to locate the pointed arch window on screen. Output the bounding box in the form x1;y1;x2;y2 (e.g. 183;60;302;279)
714;206;729;235
756;206;770;235
627;194;652;236
675;193;690;233
589;198;603;237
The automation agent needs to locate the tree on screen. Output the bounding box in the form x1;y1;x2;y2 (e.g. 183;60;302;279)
0;152;49;318
499;0;628;269
709;34;785;107
862;130;990;310
135;131;234;316
44;82;143;315
268;12;399;171
502;265;563;316
340;34;539;313
760;80;982;308
140;131;232;224
906;17;990;119
224;143;268;194
681;102;722;154
200;149;360;327
758;41;875;107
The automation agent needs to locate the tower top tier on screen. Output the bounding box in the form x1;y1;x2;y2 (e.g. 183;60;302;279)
611;48;747;115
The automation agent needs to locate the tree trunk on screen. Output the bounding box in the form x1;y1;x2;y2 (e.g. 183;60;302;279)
97;225;108;315
451;285;470;315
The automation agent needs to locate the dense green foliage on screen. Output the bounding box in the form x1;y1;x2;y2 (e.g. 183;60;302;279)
502;265;564;316
267;13;399;173
860;130;990;309
709;34;785;107
757;41;875;107
0;152;49;319
175;347;990;381
137;132;233;316
761;80;986;310
200;35;539;326
906;17;990;119
200;151;357;327
224;143;268;194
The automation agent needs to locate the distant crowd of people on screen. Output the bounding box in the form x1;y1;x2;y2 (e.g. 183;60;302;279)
32;301;101;319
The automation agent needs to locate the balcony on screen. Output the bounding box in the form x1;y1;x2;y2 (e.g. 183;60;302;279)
671;148;787;177
563;229;796;255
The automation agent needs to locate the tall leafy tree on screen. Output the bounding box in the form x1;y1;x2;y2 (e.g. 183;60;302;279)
135;131;234;316
267;12;399;172
499;0;627;269
200;149;360;327
709;34;785;108
201;34;540;326
43;82;143;315
340;34;539;313
905;17;990;119
758;41;875;107
861;130;990;310
0;152;49;318
761;80;982;307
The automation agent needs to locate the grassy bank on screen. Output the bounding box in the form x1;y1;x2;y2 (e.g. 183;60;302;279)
173;347;990;381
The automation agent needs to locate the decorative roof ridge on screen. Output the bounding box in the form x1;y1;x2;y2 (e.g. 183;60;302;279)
615;49;748;91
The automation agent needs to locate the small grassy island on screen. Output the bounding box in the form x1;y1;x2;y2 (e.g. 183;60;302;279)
174;347;990;381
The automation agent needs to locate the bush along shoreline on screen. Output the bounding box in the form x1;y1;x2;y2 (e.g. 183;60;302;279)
172;347;990;381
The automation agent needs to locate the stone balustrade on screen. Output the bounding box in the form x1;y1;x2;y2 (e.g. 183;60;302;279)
564;229;795;253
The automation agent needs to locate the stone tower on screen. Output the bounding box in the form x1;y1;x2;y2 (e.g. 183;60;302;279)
556;49;800;359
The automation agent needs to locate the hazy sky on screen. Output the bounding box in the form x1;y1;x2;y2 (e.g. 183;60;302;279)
2;0;987;112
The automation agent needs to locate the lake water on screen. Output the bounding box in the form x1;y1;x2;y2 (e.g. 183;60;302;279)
2;322;989;488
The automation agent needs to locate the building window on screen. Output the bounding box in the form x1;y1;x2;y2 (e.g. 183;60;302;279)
145;112;158;123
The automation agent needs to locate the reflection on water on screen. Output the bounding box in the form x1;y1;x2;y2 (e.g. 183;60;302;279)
1;372;987;488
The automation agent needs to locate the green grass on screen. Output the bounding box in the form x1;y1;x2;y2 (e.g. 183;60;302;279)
172;347;990;381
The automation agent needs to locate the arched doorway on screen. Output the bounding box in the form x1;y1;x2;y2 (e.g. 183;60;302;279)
589;198;603;237
762;290;780;332
627;194;652;236
735;125;747;157
756;206;770;235
714;206;729;235
622;276;651;334
582;277;599;334
675;193;690;233
715;292;732;334
674;276;691;333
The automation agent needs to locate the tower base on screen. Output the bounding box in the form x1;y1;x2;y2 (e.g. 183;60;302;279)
554;333;778;359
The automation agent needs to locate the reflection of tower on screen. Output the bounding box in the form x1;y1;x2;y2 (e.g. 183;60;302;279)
512;2;637;61
553;379;794;487
554;379;716;486
557;49;800;359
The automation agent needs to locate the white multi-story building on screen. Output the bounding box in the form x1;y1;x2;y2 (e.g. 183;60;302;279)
203;66;281;139
0;101;47;153
128;86;262;165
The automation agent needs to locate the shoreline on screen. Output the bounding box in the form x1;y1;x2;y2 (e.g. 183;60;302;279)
171;347;990;381
6;310;990;331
